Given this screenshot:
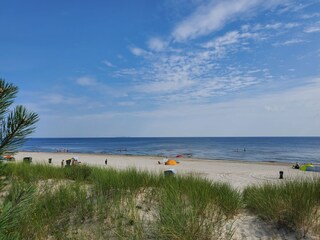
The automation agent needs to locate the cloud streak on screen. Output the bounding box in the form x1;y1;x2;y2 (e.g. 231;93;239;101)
36;77;320;137
172;0;286;41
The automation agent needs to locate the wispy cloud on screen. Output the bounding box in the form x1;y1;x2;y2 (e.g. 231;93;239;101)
202;30;260;57
172;0;287;41
129;46;150;57
115;20;310;104
39;77;320;137
102;60;115;68
273;38;305;46
304;23;320;33
147;37;168;52
117;45;266;104
252;22;300;31
300;12;320;19
74;75;128;98
75;76;97;86
41;94;84;105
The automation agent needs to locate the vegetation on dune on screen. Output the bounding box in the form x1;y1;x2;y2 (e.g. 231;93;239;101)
1;162;241;239
243;178;320;238
1;162;320;239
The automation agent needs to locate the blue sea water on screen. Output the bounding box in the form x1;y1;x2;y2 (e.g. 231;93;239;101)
20;137;320;164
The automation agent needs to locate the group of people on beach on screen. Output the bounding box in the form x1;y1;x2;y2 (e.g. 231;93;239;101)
56;148;69;153
60;157;80;167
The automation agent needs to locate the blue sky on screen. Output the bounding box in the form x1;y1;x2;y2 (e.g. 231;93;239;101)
1;0;320;137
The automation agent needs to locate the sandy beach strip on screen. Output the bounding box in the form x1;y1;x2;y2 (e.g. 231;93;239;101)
15;151;319;190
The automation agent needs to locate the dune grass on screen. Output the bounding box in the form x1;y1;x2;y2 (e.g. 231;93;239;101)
4;162;319;239
0;162;242;239
243;178;320;237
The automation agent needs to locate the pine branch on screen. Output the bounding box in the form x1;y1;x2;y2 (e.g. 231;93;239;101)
0;183;35;239
0;105;39;155
0;79;18;118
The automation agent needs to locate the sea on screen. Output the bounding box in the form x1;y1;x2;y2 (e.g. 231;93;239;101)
19;137;320;164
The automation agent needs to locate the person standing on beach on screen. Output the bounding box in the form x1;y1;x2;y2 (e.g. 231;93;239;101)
105;159;108;165
61;160;64;167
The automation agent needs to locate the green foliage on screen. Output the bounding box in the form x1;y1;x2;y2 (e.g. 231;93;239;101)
0;80;18;117
0;181;35;240
90;167;159;194
64;164;93;181
5;162;64;182
12;182;94;239
155;176;241;239
0;79;39;155
243;178;320;237
2;163;242;239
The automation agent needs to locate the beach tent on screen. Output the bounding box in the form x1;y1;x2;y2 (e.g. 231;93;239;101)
300;164;313;171
165;159;177;165
300;164;320;172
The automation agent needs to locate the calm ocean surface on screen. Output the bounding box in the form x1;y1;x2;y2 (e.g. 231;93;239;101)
20;137;320;164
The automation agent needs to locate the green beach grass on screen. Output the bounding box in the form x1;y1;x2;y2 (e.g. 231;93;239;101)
1;162;319;239
0;162;242;239
243;178;320;238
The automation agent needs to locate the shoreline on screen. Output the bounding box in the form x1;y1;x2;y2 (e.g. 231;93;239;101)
18;150;292;166
15;151;320;190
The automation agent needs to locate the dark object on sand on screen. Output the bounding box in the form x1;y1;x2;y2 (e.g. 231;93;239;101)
105;159;108;165
279;171;284;179
23;157;32;164
164;169;177;177
61;160;64;167
48;158;52;164
66;159;71;167
293;162;300;169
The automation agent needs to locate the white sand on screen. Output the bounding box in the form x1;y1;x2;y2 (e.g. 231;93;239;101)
15;151;319;190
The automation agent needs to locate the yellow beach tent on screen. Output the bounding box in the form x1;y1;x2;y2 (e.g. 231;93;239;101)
165;159;177;165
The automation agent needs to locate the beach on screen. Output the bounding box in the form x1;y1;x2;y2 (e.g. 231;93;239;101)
9;151;320;239
16;151;319;190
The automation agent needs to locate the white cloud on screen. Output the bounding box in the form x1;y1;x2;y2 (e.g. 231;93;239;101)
277;1;317;14
74;76;128;98
172;0;285;41
138;77;195;93
35;78;320;137
118;45;263;103
129;46;150;56
102;60;115;68
41;94;85;105
304;23;320;33
282;39;304;45
202;30;260;57
252;22;300;31
147;37;168;51
76;76;97;86
273;38;305;46
300;13;320;19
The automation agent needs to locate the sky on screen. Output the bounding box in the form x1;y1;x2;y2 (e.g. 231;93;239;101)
1;0;320;137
